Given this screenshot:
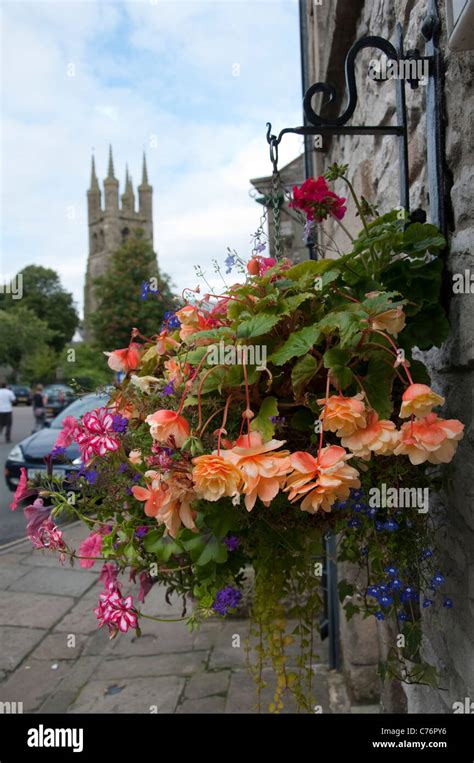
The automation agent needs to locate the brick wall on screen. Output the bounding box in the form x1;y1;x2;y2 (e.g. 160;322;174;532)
304;0;474;712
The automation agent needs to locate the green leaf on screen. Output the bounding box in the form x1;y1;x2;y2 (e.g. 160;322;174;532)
184;327;235;344
196;535;228;566
331;366;354;390
338;580;354;602
291;354;318;396
363;354;394;418
251;396;279;440
285;259;339;282
317;310;366;348
284;292;314;314
143;531;182;562
199;366;226;394
323;347;351;368
236;313;281;339
270;325;321;366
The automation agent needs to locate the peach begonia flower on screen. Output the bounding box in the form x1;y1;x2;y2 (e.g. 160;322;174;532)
220;431;291;512
372;308;406;336
128;449;142;465
365;291;406;336
110;394;140;420
394;413;464;465
341;412;400;459
105;342;141;373
399;383;445;419
164;359;191;387
145;410;190;448
156;329;180;356
317;393;366;437
192;454;242;502
132;471;196;537
175;305;208;342
284;445;360;514
155;473;197;538
131;471;169;517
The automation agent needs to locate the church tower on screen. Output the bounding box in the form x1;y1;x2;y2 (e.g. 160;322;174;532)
83;146;154;339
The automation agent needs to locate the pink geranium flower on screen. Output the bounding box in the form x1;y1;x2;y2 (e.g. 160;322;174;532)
77;408;119;461
289;176;347;222
94;582;138;636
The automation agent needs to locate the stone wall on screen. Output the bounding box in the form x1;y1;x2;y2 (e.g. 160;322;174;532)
304;0;474;712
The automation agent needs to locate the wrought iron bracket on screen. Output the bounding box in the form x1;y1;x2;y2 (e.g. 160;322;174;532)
266;0;446;236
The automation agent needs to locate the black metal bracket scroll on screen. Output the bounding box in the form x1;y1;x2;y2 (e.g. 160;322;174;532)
267;0;446;234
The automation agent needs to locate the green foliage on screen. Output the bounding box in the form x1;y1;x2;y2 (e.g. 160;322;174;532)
0;265;79;353
59;341;112;393
0;305;55;382
90;232;176;350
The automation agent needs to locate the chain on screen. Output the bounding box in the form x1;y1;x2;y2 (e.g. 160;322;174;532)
271;169;283;260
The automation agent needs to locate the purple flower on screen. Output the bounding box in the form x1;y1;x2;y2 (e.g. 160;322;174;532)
430;571;445;588
50;446;66;458
379;594;393;608
135;526;149;539
254;241;266;254
443;598;453;609
223;536;239;552
225;253;236;273
163;311;180;330
112;414;128;434
421;548;433;560
212;585;242;616
140;281;149;301
347;518;361;529
84;469;98;484
383;520;399;532
131;473;141;482
422;599;434;608
385;565;398;577
162;380;175;397
398;612;409;622
119;463;127;473
375;611;384;621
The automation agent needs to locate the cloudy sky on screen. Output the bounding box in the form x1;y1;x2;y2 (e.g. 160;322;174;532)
1;0;303;318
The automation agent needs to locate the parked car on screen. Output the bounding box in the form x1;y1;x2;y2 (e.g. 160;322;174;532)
4;392;110;491
10;385;32;405
43;384;76;418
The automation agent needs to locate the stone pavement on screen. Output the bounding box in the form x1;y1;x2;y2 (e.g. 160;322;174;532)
0;523;377;714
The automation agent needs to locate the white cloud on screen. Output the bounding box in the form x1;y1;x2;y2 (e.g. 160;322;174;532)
1;0;302;319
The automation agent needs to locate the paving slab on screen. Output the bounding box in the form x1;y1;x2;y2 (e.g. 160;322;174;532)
68;675;185;714
184;670;230;699
0;591;74;628
0;659;72;712
177;695;226;713
29;632;88;661
94;652;208;680
7;567;98;597
0;626;47;671
0;563;31;589
37;656;102;713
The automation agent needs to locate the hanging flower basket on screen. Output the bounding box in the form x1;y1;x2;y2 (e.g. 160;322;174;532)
14;163;464;712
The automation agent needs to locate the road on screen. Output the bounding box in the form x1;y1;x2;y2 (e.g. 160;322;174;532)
0;405;35;545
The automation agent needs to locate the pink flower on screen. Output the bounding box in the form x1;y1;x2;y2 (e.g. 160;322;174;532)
10;467;31;511
30;517;67;563
53;416;80;449
94;582;138;636
289;177;347;222
77;407;119;461
399;383;445;419
99;562;119;588
105;342;141;373
78;532;103;569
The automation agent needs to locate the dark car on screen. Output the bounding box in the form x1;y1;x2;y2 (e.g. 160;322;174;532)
43;384;76;418
11;385;32;405
4;392;110;491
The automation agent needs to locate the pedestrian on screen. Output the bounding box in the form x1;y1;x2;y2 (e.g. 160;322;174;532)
32;384;48;433
0;382;16;443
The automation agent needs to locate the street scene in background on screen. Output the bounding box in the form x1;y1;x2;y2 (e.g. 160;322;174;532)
0;0;473;753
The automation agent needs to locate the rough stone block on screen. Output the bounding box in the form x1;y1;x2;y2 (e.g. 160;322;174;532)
0;626;47;671
8;567;98;597
67;676;184;714
0;591;74;629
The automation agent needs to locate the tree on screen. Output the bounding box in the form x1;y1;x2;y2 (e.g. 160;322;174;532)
58;341;112;393
0;306;55;382
90;231;176;351
0;265;79;352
